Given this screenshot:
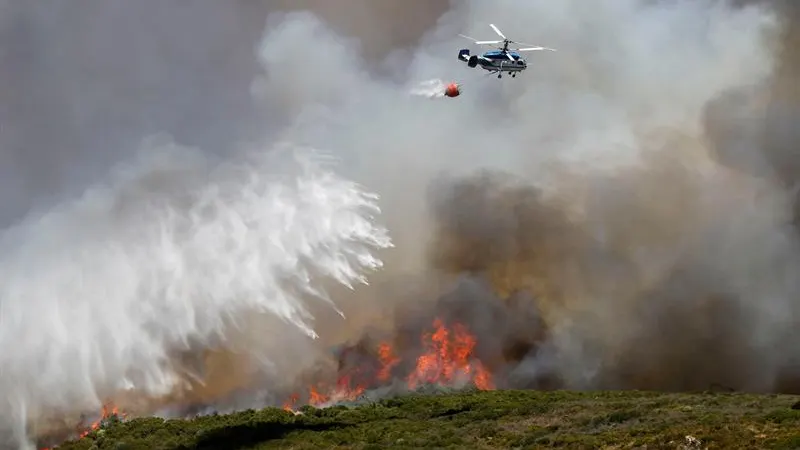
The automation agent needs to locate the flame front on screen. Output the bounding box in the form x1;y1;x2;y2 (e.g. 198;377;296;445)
283;317;494;412
376;342;400;382
40;403;126;449
407;318;494;391
79;404;125;438
43;320;493;447
282;368;369;411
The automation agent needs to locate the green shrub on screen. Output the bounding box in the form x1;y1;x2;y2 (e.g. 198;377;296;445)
54;390;800;449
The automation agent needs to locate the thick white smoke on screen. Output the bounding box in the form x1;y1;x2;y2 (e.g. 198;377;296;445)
0;136;391;447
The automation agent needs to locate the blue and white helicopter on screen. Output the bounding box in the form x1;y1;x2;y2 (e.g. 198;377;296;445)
457;24;555;79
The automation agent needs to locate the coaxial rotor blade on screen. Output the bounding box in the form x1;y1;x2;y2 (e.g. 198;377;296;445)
516;46;556;52
489;23;506;40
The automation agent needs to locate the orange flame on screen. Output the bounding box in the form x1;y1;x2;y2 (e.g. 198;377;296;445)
377;342;400;381
282;317;494;413
40;403;127;449
45;320;491;447
79;403;126;438
407;318;494;390
282;393;299;412
282;366;371;412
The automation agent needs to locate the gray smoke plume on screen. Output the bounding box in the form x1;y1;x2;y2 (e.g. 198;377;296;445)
276;0;800;398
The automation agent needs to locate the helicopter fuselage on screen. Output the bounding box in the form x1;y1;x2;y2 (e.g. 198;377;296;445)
458;49;527;78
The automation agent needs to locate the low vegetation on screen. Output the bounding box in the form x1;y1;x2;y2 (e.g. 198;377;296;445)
55;388;800;449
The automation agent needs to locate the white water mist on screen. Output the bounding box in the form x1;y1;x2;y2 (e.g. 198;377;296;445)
0;136;391;447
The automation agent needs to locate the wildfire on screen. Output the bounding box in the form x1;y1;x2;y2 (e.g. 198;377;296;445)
79;403;125;438
40;403;126;449
42;319;493;447
282;367;369;412
376;342;400;382
282;317;494;412
407;318;494;391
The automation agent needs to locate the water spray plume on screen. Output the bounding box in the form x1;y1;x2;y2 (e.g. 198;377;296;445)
0;139;391;448
408;78;462;99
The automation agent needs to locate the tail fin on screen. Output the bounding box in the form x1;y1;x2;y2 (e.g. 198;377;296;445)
458;49;470;62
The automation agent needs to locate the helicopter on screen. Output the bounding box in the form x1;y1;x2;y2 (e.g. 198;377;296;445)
457;24;555;79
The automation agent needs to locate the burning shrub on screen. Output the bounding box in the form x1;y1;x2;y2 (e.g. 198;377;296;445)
277;274;554;413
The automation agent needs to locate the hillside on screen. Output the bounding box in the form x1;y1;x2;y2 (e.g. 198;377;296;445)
53;389;800;449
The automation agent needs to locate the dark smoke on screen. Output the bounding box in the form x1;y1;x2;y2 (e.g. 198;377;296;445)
421;154;800;393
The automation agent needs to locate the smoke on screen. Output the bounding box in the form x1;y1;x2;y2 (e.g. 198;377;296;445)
426;154;800;390
0;0;448;227
273;0;799;396
415;0;800;394
3;0;800;447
